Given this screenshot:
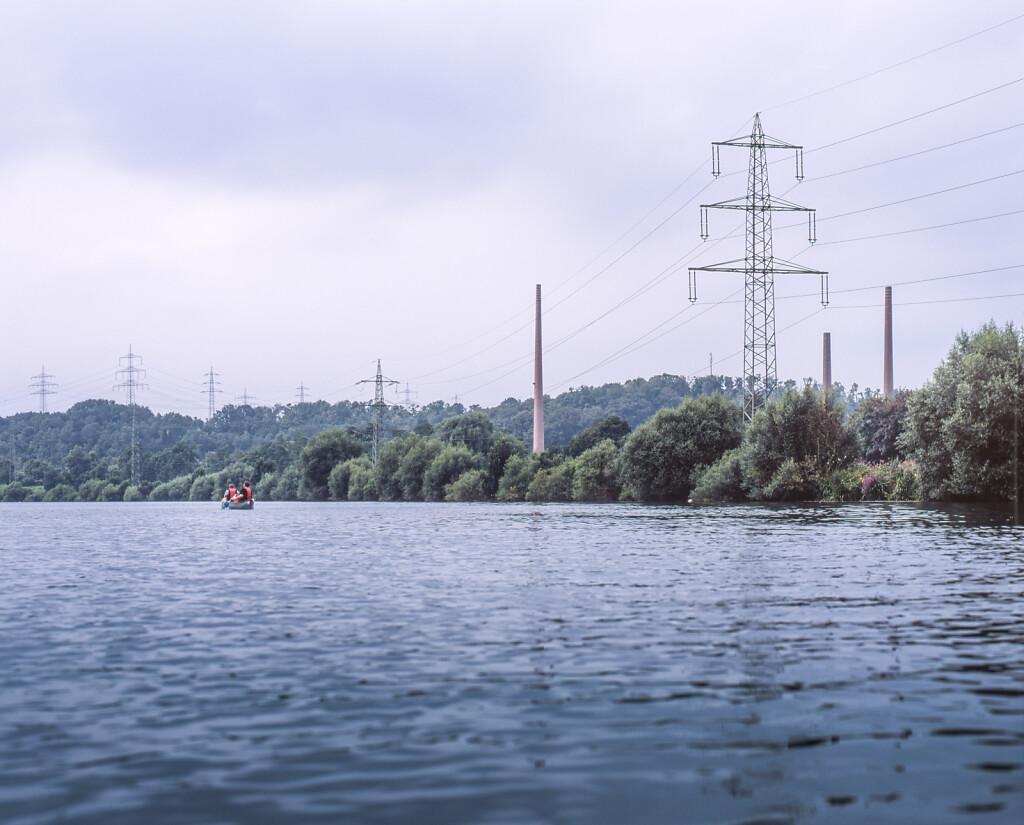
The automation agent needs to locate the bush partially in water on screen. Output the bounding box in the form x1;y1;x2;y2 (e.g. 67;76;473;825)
821;460;922;502
619;395;742;502
445;469;489;502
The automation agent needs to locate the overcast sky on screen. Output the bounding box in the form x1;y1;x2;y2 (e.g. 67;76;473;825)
0;0;1021;417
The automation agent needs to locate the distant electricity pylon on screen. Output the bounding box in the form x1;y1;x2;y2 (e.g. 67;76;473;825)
29;366;57;413
201;366;222;419
114;346;148;487
235;389;256;407
357;359;399;465
689;113;828;421
296;383;310;404
397;382;417;408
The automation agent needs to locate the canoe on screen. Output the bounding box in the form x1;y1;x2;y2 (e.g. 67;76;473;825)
223;499;254;510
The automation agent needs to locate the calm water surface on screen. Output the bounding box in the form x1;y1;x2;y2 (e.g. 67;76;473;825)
0;502;1021;824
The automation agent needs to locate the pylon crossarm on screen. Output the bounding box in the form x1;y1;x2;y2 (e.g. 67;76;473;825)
713;137;801;151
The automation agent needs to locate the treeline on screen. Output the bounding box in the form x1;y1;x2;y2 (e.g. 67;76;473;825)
2;323;1015;504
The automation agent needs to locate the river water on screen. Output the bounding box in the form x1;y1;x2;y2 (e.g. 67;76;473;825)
0;502;1021;824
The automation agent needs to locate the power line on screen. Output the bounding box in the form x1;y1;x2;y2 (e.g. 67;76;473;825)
807;75;1024;156
818;169;1024;223
764;13;1024;113
816;209;1024;245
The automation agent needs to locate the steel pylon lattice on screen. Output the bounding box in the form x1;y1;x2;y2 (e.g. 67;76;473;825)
29;366;58;413
689;114;828;421
357;359;399;465
114;346;148;487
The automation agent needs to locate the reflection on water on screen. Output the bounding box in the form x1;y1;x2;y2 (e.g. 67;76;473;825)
0;501;1021;824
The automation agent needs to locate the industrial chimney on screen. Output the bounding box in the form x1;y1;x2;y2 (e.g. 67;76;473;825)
822;332;832;391
883;286;893;398
533;284;545;453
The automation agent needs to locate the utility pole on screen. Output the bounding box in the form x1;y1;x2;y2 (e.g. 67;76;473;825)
114;346;148;487
29;366;58;413
201;366;221;420
296;383;310;404
689;113;828;421
357;359;399;465
533;284;545;453
883;286;894;398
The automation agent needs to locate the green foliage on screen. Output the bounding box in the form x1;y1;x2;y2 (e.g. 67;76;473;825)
41;484;78;502
423;445;480;501
565;415;631;458
329;457;372;501
396;438;444;501
527;460;575;502
570;440;621;502
299;429;365;500
0;482;29;502
434;411;495;453
374;435;420;501
347;461;378;501
820;461;922;502
741;386;859;500
123;485;145;502
690;449;746;502
900;322;1022;501
149;475;193;501
486;434;528;496
99;481;127;501
619;395;743;502
495;453;534;502
189;474;217;502
851;391;911;462
445;469;489;502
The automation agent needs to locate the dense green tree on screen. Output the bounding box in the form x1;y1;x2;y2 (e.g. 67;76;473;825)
423;445;480;501
329;457;372;501
619;395;743;502
527;461;575;502
445;469;489;502
571;440;621;502
740;386;858;500
852;391;911;462
565;415;632;458
18;458;61;489
298;429;366;500
485;434;528;495
900;322;1022;500
152;440;200;482
435;411;495;454
347;461;378;501
374;435;420;501
397;439;444;501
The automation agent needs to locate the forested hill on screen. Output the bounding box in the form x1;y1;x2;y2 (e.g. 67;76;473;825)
0;373;874;485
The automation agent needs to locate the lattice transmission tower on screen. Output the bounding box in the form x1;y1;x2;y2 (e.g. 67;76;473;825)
689;113;828;421
357;359;399;465
114;346;148;487
201;366;222;419
235;389;256;407
296;383;310;404
29;366;58;413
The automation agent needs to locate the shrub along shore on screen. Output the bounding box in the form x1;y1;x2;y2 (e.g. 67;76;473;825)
1;323;1020;505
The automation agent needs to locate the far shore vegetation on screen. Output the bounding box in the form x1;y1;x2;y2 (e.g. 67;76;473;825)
1;323;1020;506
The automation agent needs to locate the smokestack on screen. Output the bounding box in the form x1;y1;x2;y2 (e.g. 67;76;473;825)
883;286;893;398
533;284;545;453
822;332;832;391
